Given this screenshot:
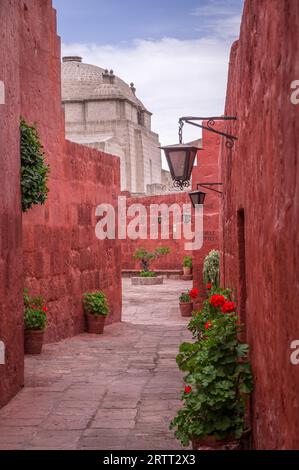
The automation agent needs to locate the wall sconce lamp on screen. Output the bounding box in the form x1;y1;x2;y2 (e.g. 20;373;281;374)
160;116;237;191
159;143;200;190
189;183;223;208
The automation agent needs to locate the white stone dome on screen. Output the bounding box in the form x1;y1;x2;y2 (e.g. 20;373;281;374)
61;56;147;110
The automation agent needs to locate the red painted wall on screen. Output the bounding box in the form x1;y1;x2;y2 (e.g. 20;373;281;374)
0;0;24;408
19;0;122;342
121;128;221;290
121;192;192;271
23;141;121;342
220;0;299;449
0;0;122;407
192;127;221;300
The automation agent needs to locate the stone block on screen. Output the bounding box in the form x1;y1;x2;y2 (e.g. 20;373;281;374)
131;276;163;286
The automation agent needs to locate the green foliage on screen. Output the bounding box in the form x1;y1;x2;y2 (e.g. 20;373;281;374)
170;288;253;447
183;256;193;268
83;291;109;317
140;271;156;278
179;292;191;303
188;287;232;340
133;247;170;272
20;118;50;212
203;250;220;287
24;289;47;331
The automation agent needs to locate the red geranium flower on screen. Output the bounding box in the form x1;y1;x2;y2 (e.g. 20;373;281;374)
209;294;226;308
204;321;212;330
189;288;199;300
184;385;192;394
221;301;236;314
42;307;48;312
206;283;212;290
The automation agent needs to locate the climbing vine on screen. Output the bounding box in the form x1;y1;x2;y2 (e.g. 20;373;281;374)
20;118;50;212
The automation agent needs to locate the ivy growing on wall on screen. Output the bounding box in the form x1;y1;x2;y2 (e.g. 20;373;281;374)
20;118;50;212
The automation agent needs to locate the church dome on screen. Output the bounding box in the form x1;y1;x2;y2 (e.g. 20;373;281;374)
61;56;147;110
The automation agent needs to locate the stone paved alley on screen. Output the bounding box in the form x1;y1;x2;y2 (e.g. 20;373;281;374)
0;279;192;450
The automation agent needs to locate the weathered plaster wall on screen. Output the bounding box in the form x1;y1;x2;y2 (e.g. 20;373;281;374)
23;141;121;342
121;125;221;280
121;192;191;272
192;127;221;303
1;0;122;410
0;0;24;408
20;0;122;342
221;0;299;449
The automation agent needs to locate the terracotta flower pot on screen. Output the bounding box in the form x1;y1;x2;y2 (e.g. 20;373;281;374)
86;313;106;334
192;435;240;451
179;302;193;317
24;330;45;355
183;266;192;276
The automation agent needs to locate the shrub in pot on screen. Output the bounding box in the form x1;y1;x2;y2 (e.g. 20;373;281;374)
133;246;170;277
83;291;109;334
183;256;192;276
24;289;47;355
179;291;193;317
170;288;253;450
139;271;156;278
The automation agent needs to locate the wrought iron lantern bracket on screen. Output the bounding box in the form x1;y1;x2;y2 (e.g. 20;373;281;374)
196;182;223;195
189;183;223;208
179;116;237;148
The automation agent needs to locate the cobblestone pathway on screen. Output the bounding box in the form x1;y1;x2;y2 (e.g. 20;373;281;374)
0;279;192;450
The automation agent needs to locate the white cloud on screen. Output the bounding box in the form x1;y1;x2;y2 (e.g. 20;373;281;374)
191;0;240;17
191;1;242;41
195;15;241;40
62;36;233;162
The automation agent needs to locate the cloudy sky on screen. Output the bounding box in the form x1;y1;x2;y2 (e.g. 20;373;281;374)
53;0;244;154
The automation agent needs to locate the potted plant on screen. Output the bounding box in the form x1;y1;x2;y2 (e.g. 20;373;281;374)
183;256;192;276
188;287;233;340
179;291;193;317
203;250;220;288
83;291;109;334
170;288;253;450
24;289;47;355
132;247;170;285
139;270;156;278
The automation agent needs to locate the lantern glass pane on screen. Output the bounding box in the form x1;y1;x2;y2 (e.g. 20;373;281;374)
189;190;206;207
190;193;198;208
187;150;197;178
167;150;187;179
199;192;206;205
